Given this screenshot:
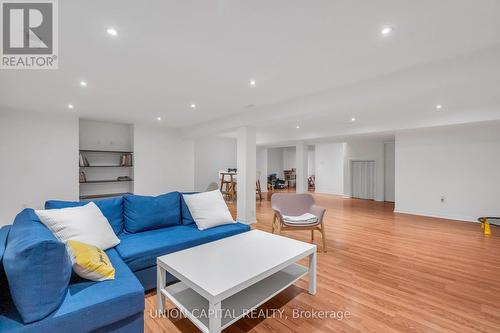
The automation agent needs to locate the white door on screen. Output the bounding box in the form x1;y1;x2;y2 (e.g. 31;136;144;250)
351;160;375;200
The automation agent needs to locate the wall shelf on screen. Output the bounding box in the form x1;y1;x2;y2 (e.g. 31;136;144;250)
80;179;134;184
80;165;133;168
80;149;133;154
79;192;131;200
79;120;134;200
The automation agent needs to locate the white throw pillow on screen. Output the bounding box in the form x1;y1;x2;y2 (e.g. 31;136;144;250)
35;202;120;250
183;190;235;230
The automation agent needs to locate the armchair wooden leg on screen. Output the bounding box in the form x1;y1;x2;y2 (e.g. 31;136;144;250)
320;224;327;253
311;229;314;242
271;215;276;234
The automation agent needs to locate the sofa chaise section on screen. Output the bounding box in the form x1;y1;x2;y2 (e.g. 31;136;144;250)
0;210;144;333
0;247;144;333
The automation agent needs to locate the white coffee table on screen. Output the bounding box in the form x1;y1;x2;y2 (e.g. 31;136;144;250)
157;229;317;333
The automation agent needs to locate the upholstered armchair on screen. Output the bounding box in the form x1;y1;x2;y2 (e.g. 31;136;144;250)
271;193;327;252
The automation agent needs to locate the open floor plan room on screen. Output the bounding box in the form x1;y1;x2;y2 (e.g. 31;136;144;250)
1;1;500;333
145;196;500;333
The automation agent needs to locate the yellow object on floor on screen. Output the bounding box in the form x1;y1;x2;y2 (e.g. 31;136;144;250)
484;221;492;236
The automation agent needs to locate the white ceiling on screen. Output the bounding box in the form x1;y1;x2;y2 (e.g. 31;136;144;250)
1;0;500;144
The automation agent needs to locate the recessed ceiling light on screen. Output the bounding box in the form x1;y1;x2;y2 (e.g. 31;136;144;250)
106;27;118;36
436;104;443;110
249;79;256;86
380;26;393;36
296;125;300;129
190;103;196;109
351;117;356;122
157;116;162;121
79;80;87;87
67;104;74;109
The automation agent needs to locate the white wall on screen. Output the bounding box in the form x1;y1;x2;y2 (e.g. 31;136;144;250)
344;140;385;201
308;148;316;177
315;142;345;195
283;147;296;170
193;136;236;191
79;119;133;151
384;142;395;202
134;125;194;195
0;110;79;225
267;147;284;179
256;147;268;192
395;122;500;222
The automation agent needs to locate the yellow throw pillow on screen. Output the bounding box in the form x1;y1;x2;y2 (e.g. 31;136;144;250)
66;240;115;281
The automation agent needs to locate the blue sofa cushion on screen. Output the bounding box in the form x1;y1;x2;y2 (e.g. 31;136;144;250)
45;197;124;235
180;192;197;225
0;225;10;306
3;209;72;324
123;192;181;233
0;225;9;277
0;249;144;333
116;222;250;272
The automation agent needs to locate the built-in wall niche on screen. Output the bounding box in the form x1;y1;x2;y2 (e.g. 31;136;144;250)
79;119;134;200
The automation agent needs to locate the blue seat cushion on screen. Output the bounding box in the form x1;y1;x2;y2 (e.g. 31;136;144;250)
123;192;181;233
3;209;73;324
45;197;124;235
116;222;251;272
0;249;144;333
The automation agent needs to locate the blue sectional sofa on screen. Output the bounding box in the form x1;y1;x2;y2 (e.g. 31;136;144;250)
0;192;250;333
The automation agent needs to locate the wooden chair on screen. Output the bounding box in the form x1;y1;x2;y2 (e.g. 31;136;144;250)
271;193;327;252
256;180;263;201
256;171;263;201
219;171;237;201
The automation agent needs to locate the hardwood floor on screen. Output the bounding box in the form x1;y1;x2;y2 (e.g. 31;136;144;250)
145;193;500;333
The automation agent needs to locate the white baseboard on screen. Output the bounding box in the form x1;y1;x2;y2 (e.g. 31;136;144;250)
237;218;257;225
393;209;478;223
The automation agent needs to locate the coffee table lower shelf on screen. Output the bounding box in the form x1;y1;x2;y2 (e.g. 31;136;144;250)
160;263;308;333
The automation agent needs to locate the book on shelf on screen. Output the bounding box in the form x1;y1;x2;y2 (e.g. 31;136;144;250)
79;153;90;167
79;171;87;183
120;154;133;166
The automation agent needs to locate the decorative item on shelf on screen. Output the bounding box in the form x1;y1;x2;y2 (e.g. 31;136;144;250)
116;176;132;181
120;154;133;167
79;153;90;167
79;171;87;183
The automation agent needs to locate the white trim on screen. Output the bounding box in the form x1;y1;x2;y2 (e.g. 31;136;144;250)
237;218;257;225
393;209;478;223
313;189;344;196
